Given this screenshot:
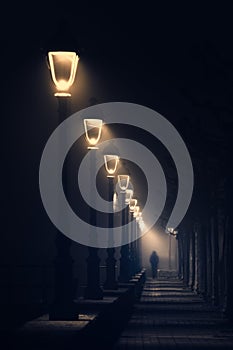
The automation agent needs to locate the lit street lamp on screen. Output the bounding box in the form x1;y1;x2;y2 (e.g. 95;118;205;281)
48;51;79;97
136;211;143;271
84;118;104;300
125;189;133;205
118;174;130;192
167;227;175;270
47;50;79;321
129;199;137;212
103;155;120;290
128;196;137;276
84;119;103;149
133;205;142;273
118;175;132;283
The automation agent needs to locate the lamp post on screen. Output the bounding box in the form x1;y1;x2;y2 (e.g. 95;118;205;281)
103;155;120;290
125;189;134;275
136;211;143;272
173;230;178;273
133;205;141;273
47;51;79;320
127;196;136;276
83;118;104;299
167;227;176;271
118;175;132;283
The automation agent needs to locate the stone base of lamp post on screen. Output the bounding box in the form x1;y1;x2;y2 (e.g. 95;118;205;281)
84;248;104;299
118;192;131;283
104;248;118;290
49;234;78;320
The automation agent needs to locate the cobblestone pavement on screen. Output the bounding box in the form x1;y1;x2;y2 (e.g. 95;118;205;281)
113;279;233;349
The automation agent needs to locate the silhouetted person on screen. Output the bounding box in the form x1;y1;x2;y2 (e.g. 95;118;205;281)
150;250;159;279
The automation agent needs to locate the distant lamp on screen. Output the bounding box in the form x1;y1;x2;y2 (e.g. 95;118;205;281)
48;51;79;97
138;217;145;231
167;227;174;234
136;212;142;222
125;189;133;204
118;175;130;192
133;205;140;218
84;119;103;149
104;155;119;177
129;199;137;212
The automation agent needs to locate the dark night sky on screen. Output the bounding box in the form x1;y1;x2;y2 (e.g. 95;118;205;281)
1;2;233;264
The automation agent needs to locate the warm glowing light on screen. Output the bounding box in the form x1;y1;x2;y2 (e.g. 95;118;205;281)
104;155;119;177
167;227;178;237
136;211;142;221
133;205;140;218
84;119;103;149
125;189;133;204
129;198;137;212
167;227;174;234
113;192;118;212
118;175;130;192
138;216;145;231
48;51;79;96
54;92;72;97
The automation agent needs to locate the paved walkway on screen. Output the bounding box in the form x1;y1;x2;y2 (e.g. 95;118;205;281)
113;278;233;349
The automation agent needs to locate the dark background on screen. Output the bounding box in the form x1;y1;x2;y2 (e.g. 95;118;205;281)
1;2;233;304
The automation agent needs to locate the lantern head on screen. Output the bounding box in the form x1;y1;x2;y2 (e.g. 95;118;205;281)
83;119;103;149
104;155;119;177
48;51;79;96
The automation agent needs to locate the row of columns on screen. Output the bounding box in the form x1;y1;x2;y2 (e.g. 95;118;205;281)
177;173;233;319
48;97;143;319
50;186;143;319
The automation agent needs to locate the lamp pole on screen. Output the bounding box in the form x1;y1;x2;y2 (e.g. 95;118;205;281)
129;199;137;276
84;119;103;300
137;216;143;272
118;175;132;283
168;233;172;270
167;227;176;271
133;206;140;273
47;51;79;320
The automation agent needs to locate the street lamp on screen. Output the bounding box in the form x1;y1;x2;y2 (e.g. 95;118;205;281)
167;228;174;271
129;199;137;212
47;50;79;321
83;118;104;300
133;205;142;273
103;154;120;290
173;230;178;273
167;227;174;234
48;51;79;96
125;189;133;205
104;155;119;177
136;211;142;222
84;119;103;149
167;229;178;273
126;194;138;277
118;174;132;283
118;175;130;192
133;205;140;218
